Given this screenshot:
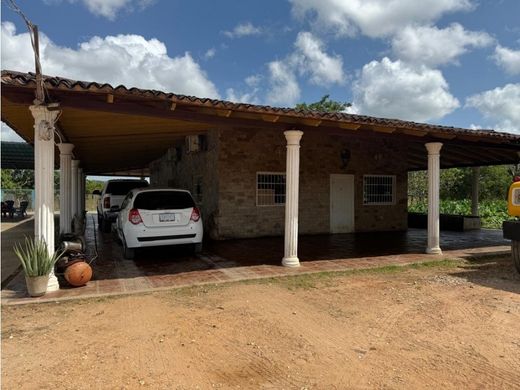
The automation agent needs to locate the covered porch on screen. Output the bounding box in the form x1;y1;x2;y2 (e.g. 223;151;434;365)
1;214;510;304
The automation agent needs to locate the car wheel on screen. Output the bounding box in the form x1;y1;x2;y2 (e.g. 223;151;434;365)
513;240;520;274
122;236;135;260
101;218;112;233
194;242;203;254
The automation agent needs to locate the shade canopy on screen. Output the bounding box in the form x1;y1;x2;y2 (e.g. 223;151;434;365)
2;70;519;175
1;141;34;169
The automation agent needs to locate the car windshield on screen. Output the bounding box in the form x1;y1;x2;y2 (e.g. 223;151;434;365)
106;181;148;195
133;191;195;210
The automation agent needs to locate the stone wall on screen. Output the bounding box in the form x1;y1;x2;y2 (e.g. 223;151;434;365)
149;130;220;238
216;129;408;239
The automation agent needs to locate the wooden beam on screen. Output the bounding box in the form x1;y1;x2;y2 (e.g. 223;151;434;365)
431;132;457;140
261;114;280;123
338;122;361;130
300;118;322;127
372;126;396;134
216;109;232;118
400;128;429;137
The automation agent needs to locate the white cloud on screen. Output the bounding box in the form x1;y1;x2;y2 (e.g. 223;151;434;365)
493;45;520;75
392;23;493;66
290;0;473;38
350;57;460;121
204;47;216;59
245;74;262;87
1;22;219;99
293;32;345;85
266;61;301;107
223;22;262;38
225;87;260;104
263;31;344;106
466;83;520;133
44;0;154;20
1;122;25;142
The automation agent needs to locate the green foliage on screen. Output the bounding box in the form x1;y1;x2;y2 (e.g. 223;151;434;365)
86;179;104;193
1;169;34;189
1;169;60;189
408;199;513;229
295;94;351;113
13;237;63;277
409;165;515;202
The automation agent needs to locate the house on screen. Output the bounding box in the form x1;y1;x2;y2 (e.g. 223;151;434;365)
2;70;519;283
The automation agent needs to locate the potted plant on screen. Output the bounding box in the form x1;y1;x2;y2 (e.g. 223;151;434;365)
13;237;63;297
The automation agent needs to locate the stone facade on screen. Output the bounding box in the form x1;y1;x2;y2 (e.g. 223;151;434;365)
150;130;220;238
150;128;409;240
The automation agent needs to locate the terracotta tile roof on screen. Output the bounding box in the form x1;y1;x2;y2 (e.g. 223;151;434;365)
2;69;520;142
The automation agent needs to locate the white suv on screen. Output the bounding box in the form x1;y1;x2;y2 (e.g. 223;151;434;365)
94;179;149;232
115;188;203;259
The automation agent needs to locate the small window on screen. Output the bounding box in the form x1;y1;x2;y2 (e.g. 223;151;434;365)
363;175;396;205
256;172;286;206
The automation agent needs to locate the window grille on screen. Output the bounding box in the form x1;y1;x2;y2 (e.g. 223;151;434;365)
256;172;286;206
363;175;396;205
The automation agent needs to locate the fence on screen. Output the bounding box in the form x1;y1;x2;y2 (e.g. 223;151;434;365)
1;189;98;212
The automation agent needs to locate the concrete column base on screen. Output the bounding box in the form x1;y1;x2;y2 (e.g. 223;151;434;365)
46;272;60;292
282;256;300;268
426;247;443;255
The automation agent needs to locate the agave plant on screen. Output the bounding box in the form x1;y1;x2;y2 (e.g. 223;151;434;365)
13;237;63;277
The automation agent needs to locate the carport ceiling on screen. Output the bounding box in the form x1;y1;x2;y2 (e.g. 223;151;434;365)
2;70;519;175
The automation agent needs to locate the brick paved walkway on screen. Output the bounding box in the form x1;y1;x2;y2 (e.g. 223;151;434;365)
1;214;510;305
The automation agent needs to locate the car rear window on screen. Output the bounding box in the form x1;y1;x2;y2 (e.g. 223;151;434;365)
133;191;195;210
106;181;148;195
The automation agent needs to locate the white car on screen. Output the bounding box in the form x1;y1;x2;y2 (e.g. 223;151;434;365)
94;179;149;233
115;188;203;259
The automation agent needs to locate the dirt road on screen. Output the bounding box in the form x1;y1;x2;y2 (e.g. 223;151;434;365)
2;256;519;389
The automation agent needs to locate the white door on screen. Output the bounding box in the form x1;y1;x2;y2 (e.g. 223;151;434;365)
330;174;355;233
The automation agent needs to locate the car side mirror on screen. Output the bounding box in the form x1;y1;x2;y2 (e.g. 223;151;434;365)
110;205;121;212
92;190;101;196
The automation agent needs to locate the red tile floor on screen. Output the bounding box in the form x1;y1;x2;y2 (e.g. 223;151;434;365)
1;214;511;305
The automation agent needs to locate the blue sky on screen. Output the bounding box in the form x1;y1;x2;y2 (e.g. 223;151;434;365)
1;0;520;147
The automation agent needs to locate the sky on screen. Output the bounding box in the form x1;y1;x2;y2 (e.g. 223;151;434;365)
1;0;520;147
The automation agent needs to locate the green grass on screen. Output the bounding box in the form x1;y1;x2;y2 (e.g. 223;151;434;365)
232;258;463;291
408;199;512;229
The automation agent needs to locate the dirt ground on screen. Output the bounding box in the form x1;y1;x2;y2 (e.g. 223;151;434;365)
2;256;520;389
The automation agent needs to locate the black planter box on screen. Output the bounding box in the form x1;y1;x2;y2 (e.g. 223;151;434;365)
408;212;481;231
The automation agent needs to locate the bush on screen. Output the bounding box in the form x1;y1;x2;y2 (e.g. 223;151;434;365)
408;199;512;229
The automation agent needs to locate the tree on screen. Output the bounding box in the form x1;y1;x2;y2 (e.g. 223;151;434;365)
295;95;351;113
86;179;104;193
1;169;34;189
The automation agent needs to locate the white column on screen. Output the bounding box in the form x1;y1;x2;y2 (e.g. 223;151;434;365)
81;173;86;215
71;160;79;219
425;142;443;255
282;130;303;267
471;167;480;217
30;105;60;292
78;167;84;217
58;143;74;234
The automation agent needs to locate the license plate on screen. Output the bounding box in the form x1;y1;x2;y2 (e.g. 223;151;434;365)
159;213;176;222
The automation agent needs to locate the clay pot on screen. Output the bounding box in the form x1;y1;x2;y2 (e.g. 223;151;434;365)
64;261;93;287
25;275;49;297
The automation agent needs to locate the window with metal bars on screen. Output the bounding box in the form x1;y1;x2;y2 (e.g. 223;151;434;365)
363;175;396;205
256;172;286;206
